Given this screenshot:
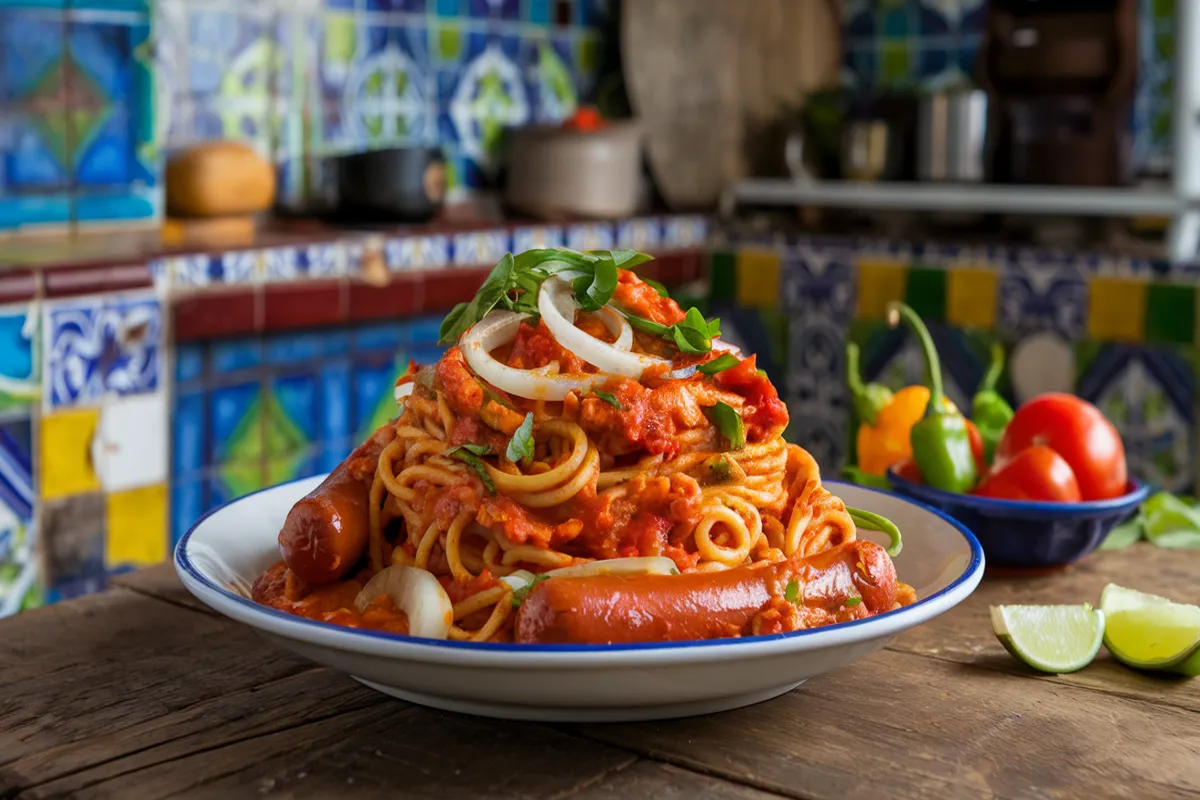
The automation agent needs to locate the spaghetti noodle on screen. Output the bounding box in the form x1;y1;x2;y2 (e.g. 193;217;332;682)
253;249;912;644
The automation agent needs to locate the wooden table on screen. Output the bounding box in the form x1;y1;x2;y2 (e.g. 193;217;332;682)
3;545;1198;799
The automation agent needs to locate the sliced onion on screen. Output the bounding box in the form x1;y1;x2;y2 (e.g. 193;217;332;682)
394;382;415;402
498;569;536;593
355;565;453;640
712;339;741;354
546;556;679;579
666;365;698;380
461;311;615;401
539;278;667;379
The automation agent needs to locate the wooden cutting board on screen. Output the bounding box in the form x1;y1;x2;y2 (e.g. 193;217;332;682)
622;0;840;209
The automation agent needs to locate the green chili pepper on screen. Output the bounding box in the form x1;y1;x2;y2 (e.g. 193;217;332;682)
970;343;1015;464
888;303;978;494
846;342;893;426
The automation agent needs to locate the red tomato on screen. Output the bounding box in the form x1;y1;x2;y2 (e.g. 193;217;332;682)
564;106;604;132
974;445;1083;503
995;393;1126;501
895;457;923;484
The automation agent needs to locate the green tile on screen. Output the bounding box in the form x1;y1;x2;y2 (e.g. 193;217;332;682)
904;267;947;322
575;32;601;74
879;41;912;83
709;251;736;303
1145;282;1195;345
436;24;462;62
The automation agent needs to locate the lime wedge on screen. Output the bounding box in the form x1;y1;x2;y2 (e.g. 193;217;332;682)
1099;583;1175;616
1104;604;1200;677
990;604;1105;674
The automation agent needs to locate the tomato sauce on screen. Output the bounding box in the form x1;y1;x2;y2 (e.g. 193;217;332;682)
252;561;409;634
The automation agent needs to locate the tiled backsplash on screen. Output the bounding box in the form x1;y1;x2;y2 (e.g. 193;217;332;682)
0;0;609;233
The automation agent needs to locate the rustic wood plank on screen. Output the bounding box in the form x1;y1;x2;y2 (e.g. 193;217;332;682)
568;762;786;800
888;544;1200;710
108;563;216;615
574;649;1200;800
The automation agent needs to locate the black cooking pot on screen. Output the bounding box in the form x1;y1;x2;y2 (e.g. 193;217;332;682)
331;147;446;223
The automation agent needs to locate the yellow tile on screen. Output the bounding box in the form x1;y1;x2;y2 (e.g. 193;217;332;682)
1088;277;1147;342
856;258;908;320
946;267;998;330
41;408;101;500
735;249;781;310
105;484;168;568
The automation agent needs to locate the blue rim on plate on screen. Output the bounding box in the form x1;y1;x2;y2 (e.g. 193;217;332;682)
174;479;985;654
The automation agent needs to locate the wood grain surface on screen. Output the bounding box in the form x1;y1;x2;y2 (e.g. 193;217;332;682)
3;545;1199;799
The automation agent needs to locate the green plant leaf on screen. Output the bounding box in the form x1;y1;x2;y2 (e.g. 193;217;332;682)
705;401;745;450
506;413;535;465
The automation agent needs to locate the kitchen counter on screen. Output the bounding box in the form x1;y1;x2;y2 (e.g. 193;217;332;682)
2;544;1197;798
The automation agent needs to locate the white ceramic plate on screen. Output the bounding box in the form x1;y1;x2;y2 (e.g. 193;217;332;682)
175;477;984;722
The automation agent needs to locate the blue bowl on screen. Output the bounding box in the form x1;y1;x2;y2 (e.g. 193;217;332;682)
885;468;1149;570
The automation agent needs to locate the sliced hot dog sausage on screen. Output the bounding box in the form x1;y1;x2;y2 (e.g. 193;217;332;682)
514;540;898;645
278;423;395;584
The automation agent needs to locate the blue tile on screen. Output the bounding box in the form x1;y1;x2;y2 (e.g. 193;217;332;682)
171;475;204;547
0;418;33;524
209;338;262;375
173;390;206;476
72;189;157;223
467;0;518;17
208;381;259;462
525;0;550;24
75;105;133;186
273;372;319;442
997;253;1089;339
68;16;135;103
353;322;407;353
0;10;64;103
352;355;398;434
918;45;950;80
917;3;952;36
0;195;71;231
408;315;443;345
266;333;326;366
2;112;70;188
45;294;162;409
0;305;35;384
320;362;352;444
318;439;353;473
436;0;460;16
782;244;856;323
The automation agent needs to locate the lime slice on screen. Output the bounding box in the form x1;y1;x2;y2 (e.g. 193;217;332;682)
990;604;1105;674
1099;583;1175;616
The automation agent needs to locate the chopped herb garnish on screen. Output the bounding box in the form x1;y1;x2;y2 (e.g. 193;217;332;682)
476;377;514;409
755;368;768;379
708;457;732;482
506;413;535;465
784;580;799;603
439;248;654;344
669;567;681;576
617;307;721;356
510;574;551;607
705;401;746;451
444;445;496;494
698;353;740;376
591;389;624;409
845;595;863;607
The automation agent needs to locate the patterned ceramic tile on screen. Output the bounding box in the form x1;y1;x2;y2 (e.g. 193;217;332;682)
92;393;168;493
1076;343;1195;493
0;304;41;413
441;33;529;177
385;234;451;270
452;228;509;266
44;293;162;410
41;492;106;592
614;218;661;252
104;483;167;570
512;224;564;252
167;254;213;287
214;250;265;284
997;250;1089;339
299;241;348;277
781;244;855;323
662;216;708;249
565;222;613;252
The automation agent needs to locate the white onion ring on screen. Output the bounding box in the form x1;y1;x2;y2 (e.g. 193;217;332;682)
539;278;667;379
712;339;741;354
461;310;615;401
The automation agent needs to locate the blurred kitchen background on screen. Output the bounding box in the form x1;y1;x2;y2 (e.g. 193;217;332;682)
0;0;1194;614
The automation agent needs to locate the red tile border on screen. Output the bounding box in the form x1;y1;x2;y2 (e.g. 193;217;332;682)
348;273;422;322
174;289;260;342
263;280;346;333
43;262;153;299
0;270;38;305
421;267;491;314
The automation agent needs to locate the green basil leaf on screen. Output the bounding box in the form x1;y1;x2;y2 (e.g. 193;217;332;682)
672;324;711;355
622;311;670;337
601;249;654;269
706;316;722;338
514;249;596;272
698;353;740;376
705;401;745;450
437;254;515;344
510;574;551;607
591;389;624;409
573;255;618;312
506;413;535;465
445;446;496;494
845;595;863;607
445;443;492;457
784;579;799;603
642;277;670;298
438;302;472;344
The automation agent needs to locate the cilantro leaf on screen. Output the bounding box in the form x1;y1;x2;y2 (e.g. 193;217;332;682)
591;389;624;409
784;580;799;603
698;353;740;376
510;574;550;607
705;401;746;450
506;413;535;465
444;445;496;493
